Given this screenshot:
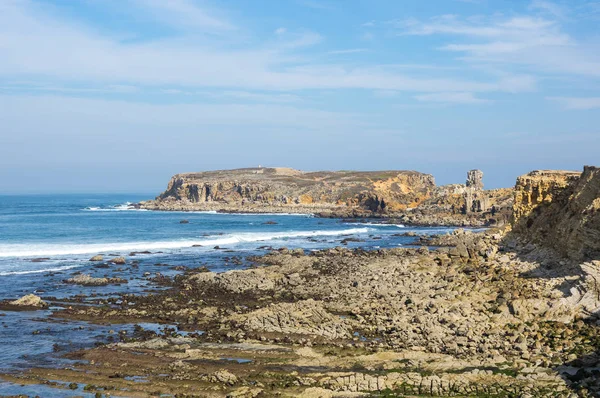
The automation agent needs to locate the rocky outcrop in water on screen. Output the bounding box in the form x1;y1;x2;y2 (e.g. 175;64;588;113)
7;294;48;309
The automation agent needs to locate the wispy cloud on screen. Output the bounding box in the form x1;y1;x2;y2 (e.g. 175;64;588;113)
396;12;600;79
0;95;371;142
213;91;301;103
328;48;368;55
0;0;532;95
130;0;236;33
414;92;490;104
529;0;568;19
547;96;600;110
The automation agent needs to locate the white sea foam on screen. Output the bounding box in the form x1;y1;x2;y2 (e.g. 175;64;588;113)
210;212;313;217
0;264;82;276
0;228;370;258
352;222;405;228
82;202;148;212
83;206;312;216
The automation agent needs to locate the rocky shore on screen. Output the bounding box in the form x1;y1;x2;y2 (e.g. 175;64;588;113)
2;166;599;397
140;168;513;227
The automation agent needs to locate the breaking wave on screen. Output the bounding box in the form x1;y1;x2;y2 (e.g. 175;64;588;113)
0;264;82;276
82;202;148;212
0;228;370;258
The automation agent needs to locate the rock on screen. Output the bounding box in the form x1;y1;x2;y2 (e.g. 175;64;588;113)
9;294;48;308
109;257;126;265
65;274;127;286
139;168;436;215
466;169;484;190
212;369;238;385
242;300;351;339
227;387;263;398
89;255;103;262
179;219;190;224
511;166;600;260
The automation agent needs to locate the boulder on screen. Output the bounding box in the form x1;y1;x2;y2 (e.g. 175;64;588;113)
109;257;126;265
89;255;103;262
9;294;48;308
65;274;127;286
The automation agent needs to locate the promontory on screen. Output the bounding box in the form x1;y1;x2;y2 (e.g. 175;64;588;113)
140;167;513;226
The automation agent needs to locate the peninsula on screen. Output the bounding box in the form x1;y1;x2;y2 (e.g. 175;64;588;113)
140;167;513;226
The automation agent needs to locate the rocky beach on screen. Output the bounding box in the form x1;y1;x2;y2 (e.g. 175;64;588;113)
0;166;599;397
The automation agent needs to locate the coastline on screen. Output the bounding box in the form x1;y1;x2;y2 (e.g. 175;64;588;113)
137;167;514;228
3;228;599;397
136;202;507;228
1;166;599;397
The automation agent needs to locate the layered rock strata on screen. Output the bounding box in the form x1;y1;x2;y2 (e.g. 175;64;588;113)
511;166;600;261
141;167;514;226
140;167;436;214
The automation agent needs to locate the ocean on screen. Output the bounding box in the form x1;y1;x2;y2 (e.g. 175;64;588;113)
0;193;458;395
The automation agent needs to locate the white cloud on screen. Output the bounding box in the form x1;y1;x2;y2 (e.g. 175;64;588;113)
0;1;534;95
373;90;399;98
214;91;301;103
547;96;600;110
398;13;600;79
275;27;287;35
328;48;367;55
278;31;323;48
529;0;567;19
0;94;367;131
414;92;490;104
130;0;235;32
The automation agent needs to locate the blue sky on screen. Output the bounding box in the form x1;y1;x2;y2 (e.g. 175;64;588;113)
1;0;599;193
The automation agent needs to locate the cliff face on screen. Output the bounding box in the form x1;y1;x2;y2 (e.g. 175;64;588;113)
142;167;515;225
142;167;436;214
512;170;581;224
511;166;600;260
398;170;514;226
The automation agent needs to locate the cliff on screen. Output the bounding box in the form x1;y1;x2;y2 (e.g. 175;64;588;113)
392;169;514;226
141;167;514;225
511;166;600;261
141;167;436;214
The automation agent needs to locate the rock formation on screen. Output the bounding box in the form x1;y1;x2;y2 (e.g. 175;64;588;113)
512;169;581;225
141;167;514;225
466;169;484;190
511;166;600;261
397;170;514;226
8;294;48;309
141;167;436;214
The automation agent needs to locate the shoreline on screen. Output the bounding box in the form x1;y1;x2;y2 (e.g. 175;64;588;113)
2;230;599;396
135;204;504;228
1;166;598;397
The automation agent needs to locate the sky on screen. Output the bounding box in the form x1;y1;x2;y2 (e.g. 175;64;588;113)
1;0;599;193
